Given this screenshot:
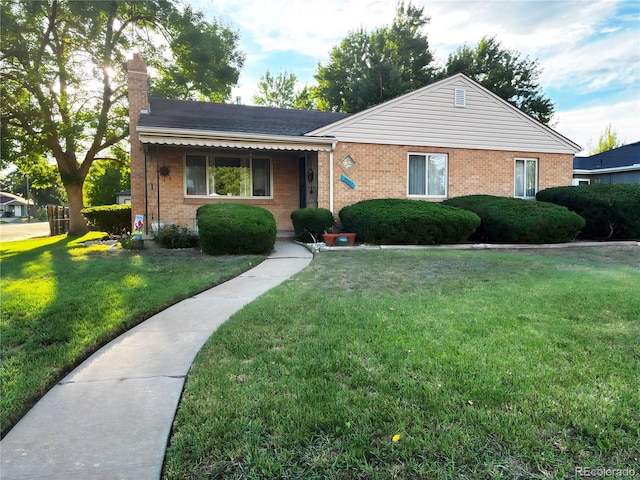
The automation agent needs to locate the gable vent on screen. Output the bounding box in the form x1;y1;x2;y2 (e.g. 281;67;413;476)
454;88;466;107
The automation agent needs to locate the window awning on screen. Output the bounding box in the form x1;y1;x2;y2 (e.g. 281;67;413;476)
137;126;336;152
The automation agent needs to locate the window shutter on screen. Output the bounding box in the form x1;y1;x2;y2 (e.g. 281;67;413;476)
454;88;466;107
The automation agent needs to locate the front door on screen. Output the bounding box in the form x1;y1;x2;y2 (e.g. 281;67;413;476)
299;156;307;208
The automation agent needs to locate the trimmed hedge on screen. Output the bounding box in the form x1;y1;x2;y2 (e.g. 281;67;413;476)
537;184;640;240
197;203;276;255
81;204;131;235
339;198;480;245
443;195;586;243
290;208;335;242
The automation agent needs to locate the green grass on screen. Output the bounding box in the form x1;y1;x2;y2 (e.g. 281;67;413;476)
163;247;640;479
0;234;262;435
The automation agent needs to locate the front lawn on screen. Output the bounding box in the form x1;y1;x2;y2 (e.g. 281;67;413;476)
163;247;639;479
0;234;262;435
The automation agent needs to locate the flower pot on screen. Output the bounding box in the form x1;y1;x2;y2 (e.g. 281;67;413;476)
322;233;339;246
342;233;356;245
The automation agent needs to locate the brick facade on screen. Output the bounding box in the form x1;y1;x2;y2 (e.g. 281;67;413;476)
326;142;573;218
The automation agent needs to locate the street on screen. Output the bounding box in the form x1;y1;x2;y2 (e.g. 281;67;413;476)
0;221;51;242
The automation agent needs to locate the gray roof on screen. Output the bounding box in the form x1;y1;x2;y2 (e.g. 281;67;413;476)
573;141;640;170
137;97;350;137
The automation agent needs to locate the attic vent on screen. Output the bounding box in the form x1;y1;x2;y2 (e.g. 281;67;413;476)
454;88;466;107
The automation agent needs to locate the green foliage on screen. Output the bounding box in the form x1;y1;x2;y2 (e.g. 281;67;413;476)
154;224;199;249
252;70;298;108
1;0;243;233
537;184;640;240
588;123;624;154
339;198;480;244
119;236;145;250
84;159;130;206
197;204;276;255
445;36;554;124
81;204;131;236
443;195;586;243
290;208;336;242
315;2;435;113
0;163;67;207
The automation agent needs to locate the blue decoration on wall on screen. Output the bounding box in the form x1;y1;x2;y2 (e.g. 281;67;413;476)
341;175;355;189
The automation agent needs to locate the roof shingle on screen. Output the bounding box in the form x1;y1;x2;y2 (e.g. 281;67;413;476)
137;97;350;137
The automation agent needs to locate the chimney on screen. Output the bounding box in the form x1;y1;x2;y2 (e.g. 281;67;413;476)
127;53;148;233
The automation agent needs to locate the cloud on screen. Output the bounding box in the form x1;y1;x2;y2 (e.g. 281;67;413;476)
555;99;640;153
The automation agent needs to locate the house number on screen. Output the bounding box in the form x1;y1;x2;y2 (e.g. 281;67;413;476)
341;175;355;189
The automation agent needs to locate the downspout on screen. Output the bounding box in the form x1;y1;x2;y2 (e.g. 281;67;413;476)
329;142;336;214
156;144;160;232
143;145;149;235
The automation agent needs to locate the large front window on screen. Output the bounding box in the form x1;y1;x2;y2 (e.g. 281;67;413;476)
185;154;271;197
408;153;448;197
514;158;537;198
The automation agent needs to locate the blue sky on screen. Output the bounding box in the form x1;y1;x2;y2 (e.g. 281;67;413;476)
194;0;640;153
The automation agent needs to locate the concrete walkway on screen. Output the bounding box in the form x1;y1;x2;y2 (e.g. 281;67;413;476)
0;241;313;480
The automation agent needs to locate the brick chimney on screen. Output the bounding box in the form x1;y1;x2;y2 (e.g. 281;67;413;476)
127;54;148;233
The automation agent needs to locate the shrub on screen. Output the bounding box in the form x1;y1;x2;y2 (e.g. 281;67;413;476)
537;184;640;240
339;198;480;245
197;203;276;255
443;195;585;243
81;204;131;236
155;224;199;249
290;208;335;242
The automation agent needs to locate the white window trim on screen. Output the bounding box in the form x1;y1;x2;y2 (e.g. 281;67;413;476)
406;152;449;199
514;157;538;199
184;152;274;199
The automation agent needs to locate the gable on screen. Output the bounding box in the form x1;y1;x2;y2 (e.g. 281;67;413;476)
308;74;580;155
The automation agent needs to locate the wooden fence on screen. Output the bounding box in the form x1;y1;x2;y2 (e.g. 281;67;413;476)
47;205;70;236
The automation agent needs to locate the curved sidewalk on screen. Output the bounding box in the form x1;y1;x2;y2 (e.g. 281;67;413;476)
1;241;313;480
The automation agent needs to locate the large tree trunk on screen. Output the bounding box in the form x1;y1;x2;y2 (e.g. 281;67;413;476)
64;181;89;235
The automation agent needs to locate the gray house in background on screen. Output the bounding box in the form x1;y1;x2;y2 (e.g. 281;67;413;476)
573;141;640;185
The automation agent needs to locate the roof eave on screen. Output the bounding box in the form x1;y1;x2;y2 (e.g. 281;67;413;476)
137;126;337;151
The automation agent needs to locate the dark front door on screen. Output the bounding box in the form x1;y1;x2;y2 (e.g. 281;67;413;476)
299;155;307;209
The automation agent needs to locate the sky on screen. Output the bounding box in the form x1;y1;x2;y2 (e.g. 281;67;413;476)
193;0;640;154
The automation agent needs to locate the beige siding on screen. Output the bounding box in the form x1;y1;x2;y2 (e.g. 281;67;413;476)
311;75;579;155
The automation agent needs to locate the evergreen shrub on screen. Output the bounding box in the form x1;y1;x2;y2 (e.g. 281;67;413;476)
537;184;640;239
290;208;335;242
197;203;276;255
443;195;585;243
81;204;131;235
339;198;480;245
155;224;199;249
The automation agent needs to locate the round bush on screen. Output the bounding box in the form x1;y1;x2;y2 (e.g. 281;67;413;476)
81;204;131;235
443;195;586;243
197;203;276;255
290;208;335;242
339;198;480;245
537;184;640;240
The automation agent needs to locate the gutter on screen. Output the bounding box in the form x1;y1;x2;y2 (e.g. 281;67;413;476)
574;164;640;175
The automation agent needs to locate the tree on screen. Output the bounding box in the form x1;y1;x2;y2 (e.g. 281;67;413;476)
1;0;244;234
84;159;130;206
445;36;554;125
0;161;67;207
589;123;624;154
314;1;435;113
252;70;298;108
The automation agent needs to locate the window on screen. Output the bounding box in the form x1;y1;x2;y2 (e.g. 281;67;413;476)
408;153;448;197
514;158;538;198
185;153;271;197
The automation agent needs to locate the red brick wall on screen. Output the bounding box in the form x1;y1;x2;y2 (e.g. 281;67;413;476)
324;142;573;219
140;147;302;231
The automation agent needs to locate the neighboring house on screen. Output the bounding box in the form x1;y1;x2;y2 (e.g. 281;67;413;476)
573;141;640;185
0;192;34;219
128;54;581;233
115;189;132;204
